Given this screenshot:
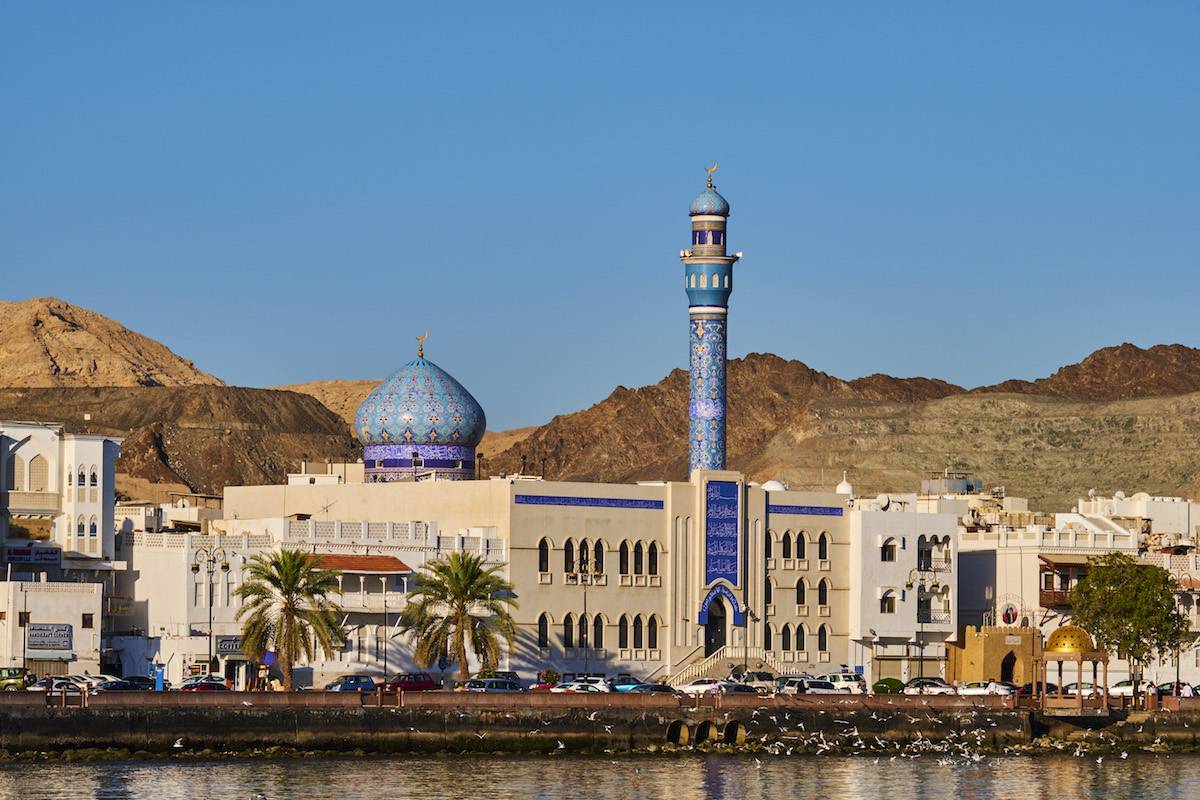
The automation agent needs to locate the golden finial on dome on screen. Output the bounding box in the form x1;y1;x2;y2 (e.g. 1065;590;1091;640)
416;330;429;358
705;162;718;188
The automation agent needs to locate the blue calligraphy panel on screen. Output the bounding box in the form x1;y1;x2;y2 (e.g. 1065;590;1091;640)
704;480;739;585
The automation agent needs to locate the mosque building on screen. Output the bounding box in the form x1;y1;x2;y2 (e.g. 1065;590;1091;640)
111;170;959;687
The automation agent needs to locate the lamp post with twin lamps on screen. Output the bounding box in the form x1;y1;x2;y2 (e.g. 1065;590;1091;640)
191;547;229;674
905;567;942;680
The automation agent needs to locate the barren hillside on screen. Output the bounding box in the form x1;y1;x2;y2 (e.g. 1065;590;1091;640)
0;297;221;387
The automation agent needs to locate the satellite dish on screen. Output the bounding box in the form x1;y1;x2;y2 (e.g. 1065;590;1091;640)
876;493;890;511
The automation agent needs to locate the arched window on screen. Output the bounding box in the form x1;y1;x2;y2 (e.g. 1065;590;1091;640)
578;614;589;648
764;531;773;559
594;541;605;574
6;454;25;491
880;537;897;562
700;273;708;289
781;624;791;651
76;516;85;535
795;578;805;605
633;542;644;575
537;538;550;573
796;624;807;652
619;542;630;575
618;615;629;648
578;539;590;571
89;467;97;487
818;578;829;606
564;539;575;573
724;275;730;289
77;469;86;487
764;624;773;650
29;455;48;492
818;533;828;561
648;542;658;576
817;624;829;652
648;616;658;649
782;532;792;559
537;613;549;648
593;616;604;649
764;578;773;605
880;590;896;614
563;614;575;649
66;466;73;487
633;616;644;649
796;532;806;560
88;516;97;535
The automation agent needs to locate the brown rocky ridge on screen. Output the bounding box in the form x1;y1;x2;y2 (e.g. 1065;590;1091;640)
0;297;221;387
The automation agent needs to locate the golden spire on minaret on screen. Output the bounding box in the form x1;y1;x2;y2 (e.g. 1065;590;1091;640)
705;162;719;188
416;330;429;358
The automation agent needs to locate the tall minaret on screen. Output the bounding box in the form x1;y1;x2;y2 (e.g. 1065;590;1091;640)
681;164;739;474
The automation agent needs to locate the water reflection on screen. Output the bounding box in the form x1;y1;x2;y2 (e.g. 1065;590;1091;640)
0;754;1196;800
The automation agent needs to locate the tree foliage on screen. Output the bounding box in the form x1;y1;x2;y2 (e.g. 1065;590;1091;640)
1070;552;1191;669
235;549;345;689
398;552;518;680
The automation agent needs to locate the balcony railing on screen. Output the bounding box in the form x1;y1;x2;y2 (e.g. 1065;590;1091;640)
917;609;952;624
1040;589;1073;607
5;491;61;514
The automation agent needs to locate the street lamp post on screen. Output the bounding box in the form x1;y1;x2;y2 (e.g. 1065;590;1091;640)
905;566;941;682
382;575;389;682
741;607;759;678
572;556;599;680
191;547;229;675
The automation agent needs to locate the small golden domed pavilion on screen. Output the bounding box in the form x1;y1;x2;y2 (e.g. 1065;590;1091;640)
1035;624;1110;716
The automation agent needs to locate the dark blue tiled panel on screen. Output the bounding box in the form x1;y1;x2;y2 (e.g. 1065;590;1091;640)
767;504;844;517
514;495;664;510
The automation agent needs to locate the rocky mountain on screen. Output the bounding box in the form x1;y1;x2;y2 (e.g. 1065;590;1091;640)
274;379;379;429
977;343;1200;401
0;386;358;497
487;346;1200;510
0;297;221;387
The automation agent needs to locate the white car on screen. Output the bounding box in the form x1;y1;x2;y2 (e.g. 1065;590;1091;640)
27;678;82;693
778;677;841;695
549;680;609;693
1062;681;1098;697
957;681;1016;696
903;678;956;696
679;678;723;697
1109;680;1157;697
816;672;867;694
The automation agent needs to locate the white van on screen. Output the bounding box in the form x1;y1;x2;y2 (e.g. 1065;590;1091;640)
816;672;867;694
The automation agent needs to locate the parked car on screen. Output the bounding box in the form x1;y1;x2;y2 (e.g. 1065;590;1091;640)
324;674;377;692
472;670;523;685
1158;681;1194;696
774;674;813;693
180;682;230;692
609;675;643;693
0;667;33;691
1109;680;1158;697
817;672;868;694
628;683;676;694
679;678;723;697
121;675;166;690
737;671;776;694
27;678;82;693
1062;681;1098;697
179;674;228;689
95;679;143;691
957;680;1016;696
550;680;607;693
1015;681;1059;697
778;677;841;695
903;678;956;696
719;681;759;695
464;678;525;693
383;672;440;692
563;676;610;692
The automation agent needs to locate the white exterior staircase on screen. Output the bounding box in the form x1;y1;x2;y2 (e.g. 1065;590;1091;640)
667;646;784;688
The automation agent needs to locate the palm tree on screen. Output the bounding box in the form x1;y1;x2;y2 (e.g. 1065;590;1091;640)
235;549;345;689
399;552;518;681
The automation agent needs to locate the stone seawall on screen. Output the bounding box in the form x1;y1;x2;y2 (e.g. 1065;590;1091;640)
0;692;1032;756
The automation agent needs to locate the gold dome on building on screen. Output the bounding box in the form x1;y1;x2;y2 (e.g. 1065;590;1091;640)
1045;625;1096;654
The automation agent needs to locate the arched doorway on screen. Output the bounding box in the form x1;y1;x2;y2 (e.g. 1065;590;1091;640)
704;598;726;657
1000;651;1017;683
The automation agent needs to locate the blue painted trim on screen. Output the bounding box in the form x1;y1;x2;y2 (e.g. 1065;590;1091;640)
698;583;746;626
767;504;844;517
514;495;664;510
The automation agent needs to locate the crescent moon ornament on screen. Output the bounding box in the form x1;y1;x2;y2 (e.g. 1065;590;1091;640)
416;331;429;358
705;162;718;187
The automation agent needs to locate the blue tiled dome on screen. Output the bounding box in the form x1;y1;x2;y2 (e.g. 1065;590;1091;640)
354;357;486;447
690;187;730;217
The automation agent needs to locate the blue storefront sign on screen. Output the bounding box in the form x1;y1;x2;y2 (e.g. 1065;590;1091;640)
704;480;739;586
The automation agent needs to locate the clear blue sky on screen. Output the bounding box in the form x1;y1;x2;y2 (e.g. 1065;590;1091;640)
2;3;1197;429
